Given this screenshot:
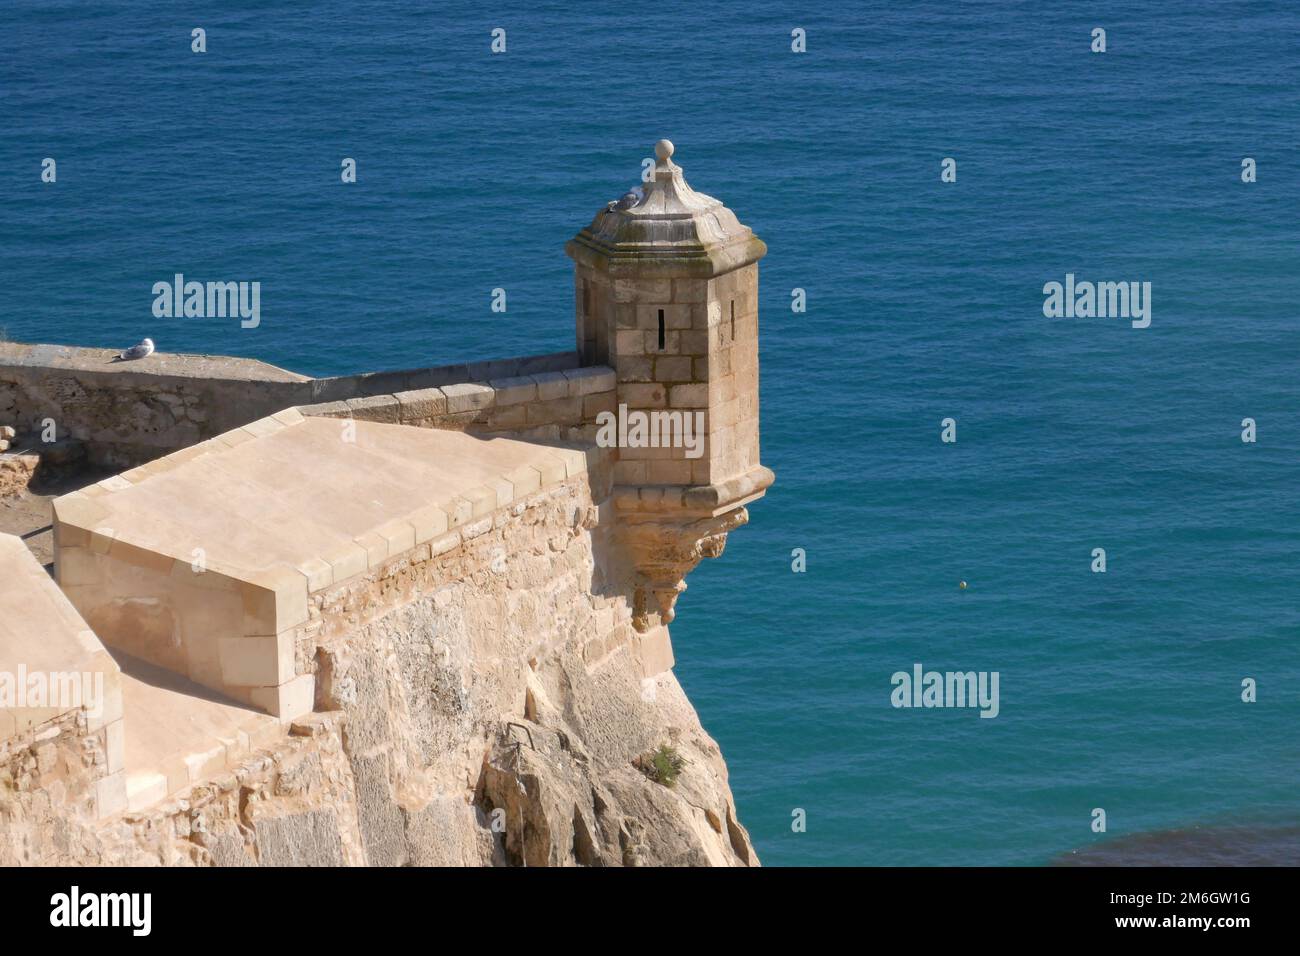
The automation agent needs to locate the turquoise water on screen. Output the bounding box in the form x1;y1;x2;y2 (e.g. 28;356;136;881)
3;1;1298;865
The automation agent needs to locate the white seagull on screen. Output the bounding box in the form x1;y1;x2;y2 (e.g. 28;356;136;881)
114;338;155;361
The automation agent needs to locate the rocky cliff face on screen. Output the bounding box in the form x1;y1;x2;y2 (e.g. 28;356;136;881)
2;473;756;866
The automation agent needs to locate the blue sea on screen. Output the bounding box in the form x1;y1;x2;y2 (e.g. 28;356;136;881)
3;1;1298;865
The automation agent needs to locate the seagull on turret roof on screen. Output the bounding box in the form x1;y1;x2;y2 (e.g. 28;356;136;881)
608;185;645;212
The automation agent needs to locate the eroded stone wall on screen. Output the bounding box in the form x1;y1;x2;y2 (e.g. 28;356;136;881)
0;709;119;865
0;343;313;469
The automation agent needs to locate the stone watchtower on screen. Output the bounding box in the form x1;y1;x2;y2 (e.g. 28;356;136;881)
567;140;775;632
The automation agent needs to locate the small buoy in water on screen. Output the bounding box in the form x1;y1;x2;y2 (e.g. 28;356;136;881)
959;580;968;590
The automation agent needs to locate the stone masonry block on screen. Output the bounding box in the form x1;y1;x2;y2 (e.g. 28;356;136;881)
51;492;109;534
126;773;168;813
680;330;709;353
614;330;645;356
375;519;416;555
617;356;654;382
554;447;588;480
637;626;675;678
427;532;460;557
532;371;569;401
104;718;126;775
96;771;127;820
241;566;309;636
463;486;496;519
394;387;448;421
613;278;672;302
250;674;315;722
583;391;618;418
409;504;450;544
295;557;334;592
242;416;284;439
487;375;537;406
654;356;693;382
488;404;528;427
87;524;117;555
672;279;707;303
535;456;566;487
614;460;647;484
170;558;243;593
53;521;91;550
442;382;495;414
620;383;667;407
293;401;351;420
345;395;402;423
525;396;583;426
270;407;305;427
491;478;515;510
184;742;228;787
447;497;473;528
563;366;616;396
637;304;692;330
507;465;541;498
690;458;712;485
669;384;709;408
354;531;388;569
217;427;259;446
219;633;295;687
645;459;693;484
614;303;638;329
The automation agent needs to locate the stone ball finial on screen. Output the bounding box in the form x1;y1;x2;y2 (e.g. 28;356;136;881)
655;139;674;162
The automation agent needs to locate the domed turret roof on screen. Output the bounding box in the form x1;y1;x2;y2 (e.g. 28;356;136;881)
566;140;766;278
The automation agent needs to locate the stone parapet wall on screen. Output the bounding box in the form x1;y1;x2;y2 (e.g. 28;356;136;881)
310;350;578;402
0;342;312;469
298;365;617;444
0;342;581;468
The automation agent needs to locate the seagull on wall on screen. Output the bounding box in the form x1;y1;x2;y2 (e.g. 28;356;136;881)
113;338;155;362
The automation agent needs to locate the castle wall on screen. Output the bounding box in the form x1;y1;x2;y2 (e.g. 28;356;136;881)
0;342;579;468
0;342;312;469
13;466;753;867
584;272;713;488
571;266;761;492
50;415;613;726
705;265;761;485
297;365;617;444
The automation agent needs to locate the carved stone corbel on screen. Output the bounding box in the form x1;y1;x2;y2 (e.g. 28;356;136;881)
621;507;749;632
